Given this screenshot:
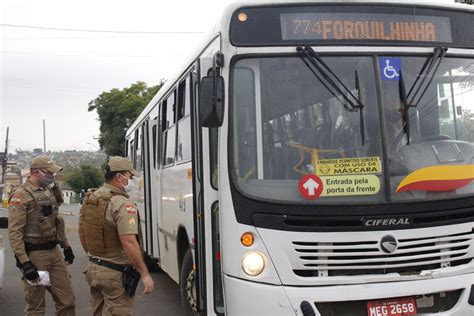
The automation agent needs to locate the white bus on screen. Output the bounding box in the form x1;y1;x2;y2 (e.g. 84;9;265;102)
125;1;474;315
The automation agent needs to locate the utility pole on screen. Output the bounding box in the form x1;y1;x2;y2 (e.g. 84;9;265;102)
43;119;46;153
1;127;9;197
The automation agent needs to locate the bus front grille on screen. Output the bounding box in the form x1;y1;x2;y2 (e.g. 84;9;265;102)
292;230;473;277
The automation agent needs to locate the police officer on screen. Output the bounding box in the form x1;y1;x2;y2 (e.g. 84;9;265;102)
8;156;75;316
79;156;153;315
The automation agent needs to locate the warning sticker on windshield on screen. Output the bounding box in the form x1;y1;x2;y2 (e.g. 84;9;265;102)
315;157;382;176
321;175;381;196
299;174;381;199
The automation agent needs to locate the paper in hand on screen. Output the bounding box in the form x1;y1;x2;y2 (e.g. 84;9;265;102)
27;271;51;286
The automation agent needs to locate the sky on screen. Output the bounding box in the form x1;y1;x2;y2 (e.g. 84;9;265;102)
0;0;462;153
0;0;234;152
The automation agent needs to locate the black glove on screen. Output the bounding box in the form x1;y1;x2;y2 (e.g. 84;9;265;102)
14;255;22;269
21;261;40;281
63;247;75;264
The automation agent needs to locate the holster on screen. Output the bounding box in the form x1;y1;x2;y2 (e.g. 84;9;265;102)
122;265;141;297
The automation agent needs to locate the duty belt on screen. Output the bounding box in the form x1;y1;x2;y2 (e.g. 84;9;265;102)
89;257;125;272
25;241;57;253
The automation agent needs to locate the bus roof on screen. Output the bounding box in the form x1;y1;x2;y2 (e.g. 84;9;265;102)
222;0;473;10
126;0;472;136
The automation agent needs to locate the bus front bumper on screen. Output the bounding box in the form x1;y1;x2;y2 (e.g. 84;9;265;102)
223;273;474;316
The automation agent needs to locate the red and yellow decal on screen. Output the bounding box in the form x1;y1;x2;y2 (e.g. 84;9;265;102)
396;165;474;193
126;204;137;214
10;196;22;205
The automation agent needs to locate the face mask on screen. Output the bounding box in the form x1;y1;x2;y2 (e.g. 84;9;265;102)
120;174;132;192
39;170;55;187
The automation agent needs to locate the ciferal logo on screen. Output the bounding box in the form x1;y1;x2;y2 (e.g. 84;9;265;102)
380;235;398;254
362;216;412;227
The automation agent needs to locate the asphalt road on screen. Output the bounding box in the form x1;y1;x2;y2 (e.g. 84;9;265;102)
0;204;184;316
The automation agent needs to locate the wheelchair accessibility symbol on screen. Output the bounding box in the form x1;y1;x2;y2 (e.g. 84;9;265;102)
379;57;401;81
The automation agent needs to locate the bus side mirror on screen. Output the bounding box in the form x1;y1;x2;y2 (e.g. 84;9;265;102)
200;76;224;128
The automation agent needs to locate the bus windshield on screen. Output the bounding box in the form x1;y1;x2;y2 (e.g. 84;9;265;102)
231;54;474;204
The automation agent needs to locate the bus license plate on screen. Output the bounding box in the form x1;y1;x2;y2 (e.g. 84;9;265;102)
366;297;417;316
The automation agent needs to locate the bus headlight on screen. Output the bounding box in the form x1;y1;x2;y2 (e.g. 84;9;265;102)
241;251;266;276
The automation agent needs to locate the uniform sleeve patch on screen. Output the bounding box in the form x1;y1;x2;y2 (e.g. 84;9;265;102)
126;204;137;214
10;196;22;205
128;217;136;228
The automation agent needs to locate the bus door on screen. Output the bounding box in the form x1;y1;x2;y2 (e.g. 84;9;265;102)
192;36;223;315
145;116;160;259
132;125;146;250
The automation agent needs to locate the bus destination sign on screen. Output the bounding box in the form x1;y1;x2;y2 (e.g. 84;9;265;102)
280;13;453;43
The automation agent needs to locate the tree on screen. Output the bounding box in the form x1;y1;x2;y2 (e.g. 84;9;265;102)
88;81;164;156
460;109;474;142
64;165;103;193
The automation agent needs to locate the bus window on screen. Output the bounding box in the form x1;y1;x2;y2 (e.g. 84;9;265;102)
210;127;218;188
135;127;142;172
161;100;167;132
177;76;192;162
381;56;474;201
185;76;191;117
178;79;186;121
162;90;177;167
167;92;176;126
233;67;257;179
232;56;382;202
152;121;157;169
129;139;135;165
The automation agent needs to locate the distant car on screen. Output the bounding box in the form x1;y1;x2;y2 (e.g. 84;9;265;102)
0;207;8;294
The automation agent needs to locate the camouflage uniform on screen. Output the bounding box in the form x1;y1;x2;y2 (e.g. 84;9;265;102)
8;156;75;316
80;157;141;316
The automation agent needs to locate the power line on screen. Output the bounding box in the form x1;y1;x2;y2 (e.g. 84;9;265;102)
5;36;160;40
0;23;205;34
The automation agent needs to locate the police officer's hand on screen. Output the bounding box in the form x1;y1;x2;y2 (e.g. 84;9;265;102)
21;261;40;281
63;247;75;264
141;274;154;294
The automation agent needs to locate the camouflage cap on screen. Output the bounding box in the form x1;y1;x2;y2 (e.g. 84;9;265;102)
30;156;63;173
108;156;139;176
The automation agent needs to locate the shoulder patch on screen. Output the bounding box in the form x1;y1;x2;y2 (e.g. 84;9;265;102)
10;196;22;205
128;217;137;229
126;204;137;214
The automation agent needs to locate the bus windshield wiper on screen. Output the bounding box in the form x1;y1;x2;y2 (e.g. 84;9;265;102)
297;46;364;111
297;45;365;144
398;47;447;145
407;46;447;107
399;70;410;145
355;70;365;145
